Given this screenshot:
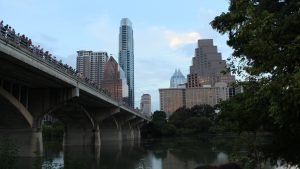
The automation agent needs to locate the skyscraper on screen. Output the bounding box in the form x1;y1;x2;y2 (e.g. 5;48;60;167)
119;18;134;107
187;39;235;88
140;94;151;117
101;56;128;102
159;39;237;116
170;69;186;88
76;50;109;86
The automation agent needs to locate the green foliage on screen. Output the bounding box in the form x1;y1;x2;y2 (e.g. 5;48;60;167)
169;104;216;136
190;104;216;121
0;137;18;169
169;106;191;128
141;111;168;137
184;117;212;133
211;0;300;136
42;121;64;142
161;124;177;136
211;0;300;165
142;105;216;137
216;81;276;134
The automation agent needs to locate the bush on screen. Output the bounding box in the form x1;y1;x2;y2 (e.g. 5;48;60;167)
42;121;64;141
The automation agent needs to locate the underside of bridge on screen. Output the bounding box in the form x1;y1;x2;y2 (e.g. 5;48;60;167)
0;40;147;157
0;81;145;157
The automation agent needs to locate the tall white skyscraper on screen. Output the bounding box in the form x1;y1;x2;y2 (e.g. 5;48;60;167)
76;50;109;86
119;18;135;107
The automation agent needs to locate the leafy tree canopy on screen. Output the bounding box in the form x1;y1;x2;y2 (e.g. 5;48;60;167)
211;0;300;134
190;104;216;121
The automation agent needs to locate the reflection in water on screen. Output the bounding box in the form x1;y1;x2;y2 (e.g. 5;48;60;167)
14;136;300;169
216;152;228;165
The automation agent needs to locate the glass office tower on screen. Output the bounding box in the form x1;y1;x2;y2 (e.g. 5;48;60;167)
119;18;135;107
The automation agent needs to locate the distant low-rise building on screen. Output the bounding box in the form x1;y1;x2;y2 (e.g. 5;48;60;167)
159;88;186;117
185;83;230;108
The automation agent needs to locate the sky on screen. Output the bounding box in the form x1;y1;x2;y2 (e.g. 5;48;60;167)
0;0;232;111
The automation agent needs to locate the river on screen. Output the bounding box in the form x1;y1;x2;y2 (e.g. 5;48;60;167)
13;135;298;169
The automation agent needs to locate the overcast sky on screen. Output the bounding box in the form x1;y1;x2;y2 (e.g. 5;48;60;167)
0;0;232;111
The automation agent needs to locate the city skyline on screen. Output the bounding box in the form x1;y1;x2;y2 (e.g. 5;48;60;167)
0;0;233;110
159;39;235;116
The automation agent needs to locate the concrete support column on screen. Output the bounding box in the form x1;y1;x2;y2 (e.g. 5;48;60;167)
133;126;141;140
100;126;122;142
0;128;43;157
63;125;100;147
100;117;122;142
122;122;134;141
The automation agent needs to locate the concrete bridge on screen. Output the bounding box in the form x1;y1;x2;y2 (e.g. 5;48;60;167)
0;37;150;156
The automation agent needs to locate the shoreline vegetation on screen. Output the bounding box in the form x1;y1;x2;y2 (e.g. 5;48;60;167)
141;102;300;168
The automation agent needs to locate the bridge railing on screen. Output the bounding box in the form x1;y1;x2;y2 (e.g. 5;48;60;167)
0;21;145;117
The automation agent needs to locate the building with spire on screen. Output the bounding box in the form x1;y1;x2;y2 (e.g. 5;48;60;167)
119;18;135;107
170;69;186;88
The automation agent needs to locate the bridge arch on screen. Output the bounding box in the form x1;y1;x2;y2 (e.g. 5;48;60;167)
0;86;33;128
46;102;99;146
46;103;95;128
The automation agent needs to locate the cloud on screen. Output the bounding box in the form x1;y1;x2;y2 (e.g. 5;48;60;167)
164;31;201;49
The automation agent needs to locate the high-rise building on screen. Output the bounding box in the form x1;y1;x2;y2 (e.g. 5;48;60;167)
77;50;109;86
170;69;186;88
159;88;186;117
159;39;237;116
185;82;230;108
101;56;128;102
119;18;134;107
187;39;235;88
140;94;151;117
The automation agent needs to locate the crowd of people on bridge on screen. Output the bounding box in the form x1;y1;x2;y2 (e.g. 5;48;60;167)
0;19;137;113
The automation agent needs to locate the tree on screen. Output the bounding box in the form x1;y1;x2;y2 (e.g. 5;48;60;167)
169;105;217;135
190;104;216;121
141;111;168;137
169;106;191;128
211;0;300;135
184;117;212;133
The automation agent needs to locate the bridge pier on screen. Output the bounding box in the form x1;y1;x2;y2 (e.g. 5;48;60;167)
99;116;122;142
0;128;43;157
63;125;100;147
132;126;141;140
122;122;134;141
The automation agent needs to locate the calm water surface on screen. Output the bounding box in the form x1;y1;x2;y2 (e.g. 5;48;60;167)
15;136;296;169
